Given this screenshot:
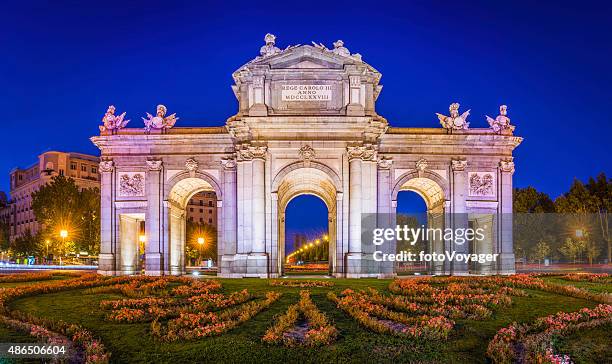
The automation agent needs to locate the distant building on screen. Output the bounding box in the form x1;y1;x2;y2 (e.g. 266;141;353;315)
0;192;9;233
186;191;217;227
7;151;100;241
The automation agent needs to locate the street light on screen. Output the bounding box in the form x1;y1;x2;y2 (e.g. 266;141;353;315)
575;229;584;238
59;230;68;266
197;237;205;265
139;235;146;243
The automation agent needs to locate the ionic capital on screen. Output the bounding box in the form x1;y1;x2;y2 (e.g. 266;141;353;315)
451;159;468;171
377;157;393;169
99;159;114;173
146;159;163;171
221;156;237;170
499;159;515;174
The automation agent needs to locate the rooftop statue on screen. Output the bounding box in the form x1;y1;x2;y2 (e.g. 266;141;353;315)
143;104;179;132
99;105;129;133
437;103;470;130
332;40;350;57
312;39;363;61
260;33;281;57
486;105;515;134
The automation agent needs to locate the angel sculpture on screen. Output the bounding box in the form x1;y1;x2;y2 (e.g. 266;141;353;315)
436;103;470;130
486;105;515;134
99;105;129;133
142;105;179;132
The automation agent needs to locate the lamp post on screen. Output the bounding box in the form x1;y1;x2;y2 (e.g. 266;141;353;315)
197;237;205;265
59;230;68;266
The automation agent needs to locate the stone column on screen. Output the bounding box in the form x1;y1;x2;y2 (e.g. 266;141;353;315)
220;157;237;276
251;147;266;253
377;157;395;277
450;159;469;275
498;160;516;274
98;160;115;275
347;146;364;277
145;159;164;276
248;145;268;277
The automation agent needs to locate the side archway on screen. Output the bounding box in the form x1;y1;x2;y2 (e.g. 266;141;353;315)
392;170;449;274
163;171;223;275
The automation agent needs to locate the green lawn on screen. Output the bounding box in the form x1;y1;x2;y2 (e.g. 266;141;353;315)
1;278;610;363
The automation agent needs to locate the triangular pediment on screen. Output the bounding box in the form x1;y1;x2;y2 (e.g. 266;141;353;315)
251;45;352;70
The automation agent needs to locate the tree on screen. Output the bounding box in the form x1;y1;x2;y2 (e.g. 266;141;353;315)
554;179;598;213
584;239;601;265
559;238;581;264
586;172;611;263
10;229;39;257
514;187;555;213
31;176;101;255
531;240;551;266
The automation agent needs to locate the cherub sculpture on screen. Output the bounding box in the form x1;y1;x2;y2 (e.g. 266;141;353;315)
437;103;470;130
142;105;179;132
260;33;281;57
99;105;129;133
486;105;515;134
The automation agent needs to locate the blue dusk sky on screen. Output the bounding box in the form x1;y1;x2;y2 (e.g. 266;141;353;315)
2;1;611;245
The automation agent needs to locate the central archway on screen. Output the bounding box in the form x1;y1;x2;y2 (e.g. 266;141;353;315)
272;162;341;277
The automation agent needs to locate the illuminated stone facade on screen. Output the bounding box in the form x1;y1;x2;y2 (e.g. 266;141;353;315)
92;35;521;277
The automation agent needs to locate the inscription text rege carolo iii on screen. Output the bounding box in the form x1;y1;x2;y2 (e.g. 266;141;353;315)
281;84;332;101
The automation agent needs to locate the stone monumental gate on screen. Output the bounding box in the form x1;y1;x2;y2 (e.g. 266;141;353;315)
92;35;522;278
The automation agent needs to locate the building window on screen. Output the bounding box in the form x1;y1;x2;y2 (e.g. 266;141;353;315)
208;218;212;224
81;165;87;172
209;209;213;214
199;217;203;222
92;167;97;174
208;201;213;207
190;208;193;212
70;163;77;170
199;200;204;206
199;209;203;213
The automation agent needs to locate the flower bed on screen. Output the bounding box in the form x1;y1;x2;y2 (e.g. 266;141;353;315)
487;304;612;364
328;289;454;340
0;273;128;363
560;273;610;283
269;280;334;288
101;287;251;323
0;271;82;283
152;291;281;341
263;290;337;346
